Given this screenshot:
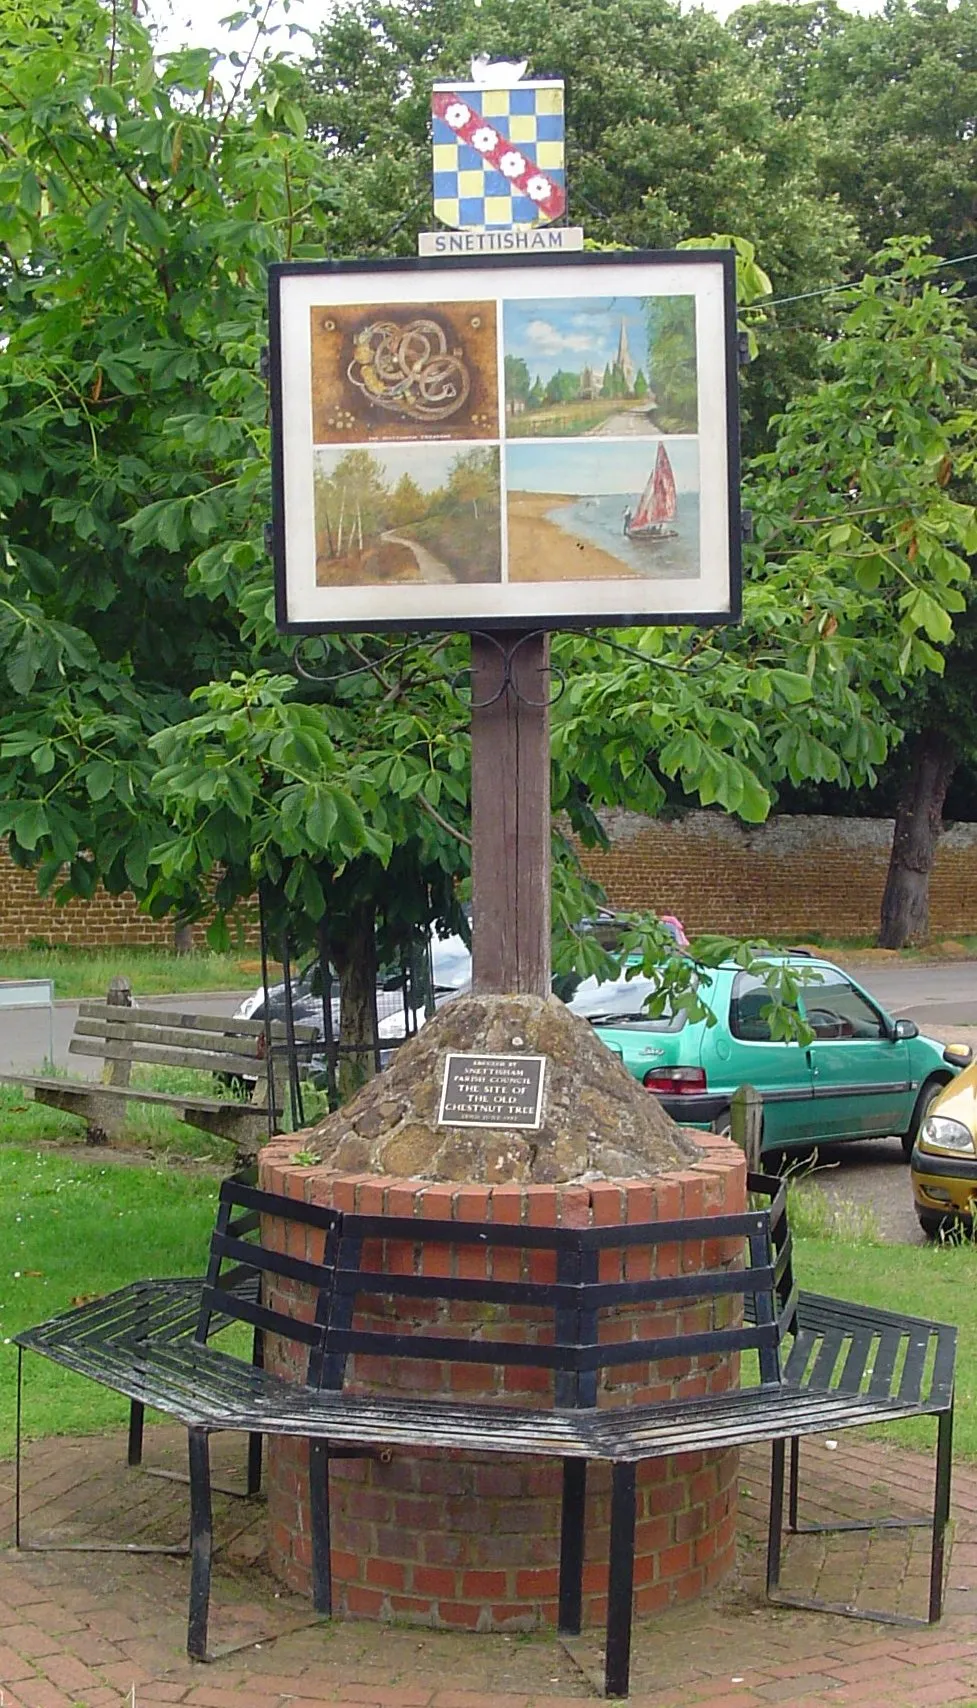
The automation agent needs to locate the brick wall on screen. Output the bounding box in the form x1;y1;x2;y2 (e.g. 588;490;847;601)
577;811;977;940
4;812;977;950
259;1134;745;1627
0;848;256;950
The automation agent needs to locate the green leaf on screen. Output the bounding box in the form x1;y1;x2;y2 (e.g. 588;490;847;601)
306;789;338;848
7;635;40;695
13;801;48;851
85;760;115;801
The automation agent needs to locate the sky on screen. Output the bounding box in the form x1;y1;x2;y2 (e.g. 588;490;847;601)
147;0;888;61
315;441;496;492
507;438;699;497
505;297;650;387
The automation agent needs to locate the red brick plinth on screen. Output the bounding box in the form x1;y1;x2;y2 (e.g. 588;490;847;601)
258;1130;745;1631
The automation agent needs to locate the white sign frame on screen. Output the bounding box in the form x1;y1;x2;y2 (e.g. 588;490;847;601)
269;250;741;633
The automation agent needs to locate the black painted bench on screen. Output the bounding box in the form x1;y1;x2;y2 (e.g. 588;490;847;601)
0;1001;317;1157
13;1172;955;1698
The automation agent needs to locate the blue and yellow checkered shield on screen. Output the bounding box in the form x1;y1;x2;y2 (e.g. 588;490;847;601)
431;81;566;230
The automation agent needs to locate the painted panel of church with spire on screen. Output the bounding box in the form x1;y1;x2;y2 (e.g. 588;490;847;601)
502;294;697;437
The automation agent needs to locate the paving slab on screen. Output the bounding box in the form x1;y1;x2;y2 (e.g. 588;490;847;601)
2;1427;977;1705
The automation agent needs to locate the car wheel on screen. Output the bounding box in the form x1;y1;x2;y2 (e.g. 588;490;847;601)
916;1207;964;1240
902;1077;947;1161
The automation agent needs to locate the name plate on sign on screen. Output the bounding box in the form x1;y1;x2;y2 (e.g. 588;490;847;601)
437;1052;546;1129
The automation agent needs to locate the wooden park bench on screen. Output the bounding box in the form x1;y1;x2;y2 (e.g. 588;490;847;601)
13;1171;956;1698
0;985;317;1158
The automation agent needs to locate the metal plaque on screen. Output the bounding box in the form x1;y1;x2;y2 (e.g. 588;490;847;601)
437;1051;546;1129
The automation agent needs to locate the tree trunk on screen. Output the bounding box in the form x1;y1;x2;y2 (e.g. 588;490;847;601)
332;897;378;1102
878;728;957;948
173;914;194;955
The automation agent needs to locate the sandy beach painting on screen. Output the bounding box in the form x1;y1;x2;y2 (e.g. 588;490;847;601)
314;443;501;586
503;295;698;439
310;302;499;444
506;440;700;582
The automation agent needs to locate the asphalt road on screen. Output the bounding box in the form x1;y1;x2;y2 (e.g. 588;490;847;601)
0;989;252;1077
836;956;977;1028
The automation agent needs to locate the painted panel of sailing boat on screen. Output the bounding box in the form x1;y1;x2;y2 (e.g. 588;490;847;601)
503;296;697;438
314;444;501;586
506;439;699;581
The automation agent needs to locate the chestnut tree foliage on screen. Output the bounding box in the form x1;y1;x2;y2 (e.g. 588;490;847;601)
0;0;976;1049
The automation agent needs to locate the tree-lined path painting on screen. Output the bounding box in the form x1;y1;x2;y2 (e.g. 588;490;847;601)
314;445;502;585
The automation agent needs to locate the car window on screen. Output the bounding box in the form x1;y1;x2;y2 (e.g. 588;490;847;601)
728;973;783;1042
566;973;688;1031
799;972;885;1041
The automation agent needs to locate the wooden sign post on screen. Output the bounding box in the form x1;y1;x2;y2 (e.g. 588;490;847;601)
470;630;551;997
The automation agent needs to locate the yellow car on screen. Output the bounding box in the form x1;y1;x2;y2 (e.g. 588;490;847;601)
910;1059;977;1234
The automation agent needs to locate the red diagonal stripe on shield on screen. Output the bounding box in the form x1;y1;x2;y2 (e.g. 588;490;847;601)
433;90;565;222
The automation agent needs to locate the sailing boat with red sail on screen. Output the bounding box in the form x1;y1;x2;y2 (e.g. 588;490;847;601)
625;441;678;543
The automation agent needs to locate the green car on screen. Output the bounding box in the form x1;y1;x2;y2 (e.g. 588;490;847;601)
569;953;971;1156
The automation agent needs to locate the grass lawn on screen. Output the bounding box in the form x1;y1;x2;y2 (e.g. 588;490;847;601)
0;943;277;1000
2;1147;977;1469
0;1146;222;1455
0;1066;330;1164
790;1230;977;1456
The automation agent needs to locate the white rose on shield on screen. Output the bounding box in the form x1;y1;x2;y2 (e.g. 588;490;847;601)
471;126;497;153
526;174;551;202
499;150;527;179
445;102;471;128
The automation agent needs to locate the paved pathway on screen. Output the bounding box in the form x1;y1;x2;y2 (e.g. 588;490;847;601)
379;531;456;583
2;1427;977;1706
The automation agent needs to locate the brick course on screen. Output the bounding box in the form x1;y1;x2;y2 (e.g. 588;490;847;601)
258;1135;746;1630
577;810;977;939
0;849;253;950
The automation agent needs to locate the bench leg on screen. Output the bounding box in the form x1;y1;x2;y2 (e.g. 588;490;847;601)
604;1462;636;1699
309;1439;332;1616
248;1325;264;1496
929;1407;953;1623
187;1429;214;1661
558;1458;587;1635
15;1347;24;1549
247;1432;263;1498
766;1437;786;1598
768;1416;954;1628
127;1401;145;1468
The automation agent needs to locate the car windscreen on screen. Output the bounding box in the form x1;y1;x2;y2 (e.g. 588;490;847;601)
566;973;688;1031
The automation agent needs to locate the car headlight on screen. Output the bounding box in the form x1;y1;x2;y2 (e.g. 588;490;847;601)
235;991;263;1020
919;1115;976;1154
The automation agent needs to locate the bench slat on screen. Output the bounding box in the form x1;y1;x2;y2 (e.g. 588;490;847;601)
897;1328;935;1408
73;1018;267;1059
0;1075;264;1117
77;1003;316;1042
68;1038;266;1078
837;1327;877;1394
808;1328;848;1393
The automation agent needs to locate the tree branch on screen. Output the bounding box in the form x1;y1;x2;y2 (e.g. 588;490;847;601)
416;792;471;849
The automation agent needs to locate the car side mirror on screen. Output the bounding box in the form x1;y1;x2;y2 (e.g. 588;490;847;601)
943;1041;973;1068
892;1018;919;1041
